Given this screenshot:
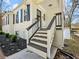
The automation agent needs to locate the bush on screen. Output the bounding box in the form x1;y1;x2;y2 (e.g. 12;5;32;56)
9;35;12;38
5;33;9;38
0;31;5;35
11;35;17;42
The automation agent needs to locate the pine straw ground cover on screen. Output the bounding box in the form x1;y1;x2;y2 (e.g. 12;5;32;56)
63;35;79;59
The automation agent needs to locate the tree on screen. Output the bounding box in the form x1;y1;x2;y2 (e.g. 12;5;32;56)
0;0;3;30
0;0;3;13
65;0;79;39
0;0;9;30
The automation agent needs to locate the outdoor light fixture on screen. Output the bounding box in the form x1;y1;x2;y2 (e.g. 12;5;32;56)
48;4;52;7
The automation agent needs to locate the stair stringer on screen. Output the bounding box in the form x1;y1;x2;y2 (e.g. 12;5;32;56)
27;45;47;59
50;46;58;59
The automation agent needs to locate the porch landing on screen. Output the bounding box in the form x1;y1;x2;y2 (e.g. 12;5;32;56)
5;48;44;59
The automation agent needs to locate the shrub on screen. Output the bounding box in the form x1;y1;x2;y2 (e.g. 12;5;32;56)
9;35;12;38
5;33;9;38
0;31;5;35
11;35;17;42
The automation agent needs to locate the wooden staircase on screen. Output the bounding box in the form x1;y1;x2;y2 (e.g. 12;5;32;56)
27;15;63;59
27;29;47;58
27;26;56;59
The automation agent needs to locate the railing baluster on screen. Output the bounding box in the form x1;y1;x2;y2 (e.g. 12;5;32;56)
26;20;39;44
27;30;29;44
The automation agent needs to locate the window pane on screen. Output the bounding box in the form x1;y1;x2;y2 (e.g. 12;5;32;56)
16;11;19;23
27;4;30;21
2;18;5;25
56;14;62;26
13;14;15;24
6;16;7;25
19;10;21;23
8;14;9;24
24;10;26;21
21;9;23;22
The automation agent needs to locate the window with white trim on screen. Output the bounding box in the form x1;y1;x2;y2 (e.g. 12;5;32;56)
16;11;19;23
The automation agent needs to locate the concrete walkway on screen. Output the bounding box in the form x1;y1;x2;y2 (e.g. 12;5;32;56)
5;48;44;59
0;49;5;59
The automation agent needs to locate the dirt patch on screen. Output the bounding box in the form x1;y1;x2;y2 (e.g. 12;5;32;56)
63;35;79;59
0;38;26;56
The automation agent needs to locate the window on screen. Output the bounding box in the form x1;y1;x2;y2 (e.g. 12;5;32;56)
18;9;23;23
21;9;23;22
8;14;9;24
56;14;62;27
19;10;21;23
16;11;19;23
13;14;15;24
15;31;18;35
24;10;26;21
27;4;30;21
2;18;5;25
6;16;7;25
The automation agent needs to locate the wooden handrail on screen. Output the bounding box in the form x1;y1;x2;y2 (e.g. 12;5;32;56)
27;20;39;31
56;12;62;15
47;16;56;30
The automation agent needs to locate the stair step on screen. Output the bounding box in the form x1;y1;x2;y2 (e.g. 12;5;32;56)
30;41;47;48
34;35;47;39
37;30;47;33
35;34;47;37
36;32;47;34
28;42;47;53
31;39;47;44
27;45;47;59
32;37;47;41
40;28;47;31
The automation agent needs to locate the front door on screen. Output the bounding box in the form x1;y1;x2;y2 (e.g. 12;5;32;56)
37;9;42;28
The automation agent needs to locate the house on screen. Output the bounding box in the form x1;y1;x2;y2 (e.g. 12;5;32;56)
2;12;14;34
71;24;79;30
2;0;64;59
0;14;2;30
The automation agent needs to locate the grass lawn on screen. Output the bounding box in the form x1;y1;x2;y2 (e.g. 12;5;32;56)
64;36;79;59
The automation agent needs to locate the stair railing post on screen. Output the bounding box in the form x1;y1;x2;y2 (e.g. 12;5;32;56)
47;18;56;59
47;30;51;59
27;30;29;45
37;20;39;29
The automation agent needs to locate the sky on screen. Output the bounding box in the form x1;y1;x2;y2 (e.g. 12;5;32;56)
2;0;22;11
65;0;79;24
72;6;79;24
65;0;72;10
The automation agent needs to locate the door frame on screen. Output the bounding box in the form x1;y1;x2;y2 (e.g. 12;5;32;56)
37;9;42;28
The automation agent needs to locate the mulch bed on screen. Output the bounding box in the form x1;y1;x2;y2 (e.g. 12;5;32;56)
0;37;27;56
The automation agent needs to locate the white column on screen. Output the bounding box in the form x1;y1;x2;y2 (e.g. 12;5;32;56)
47;30;51;59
